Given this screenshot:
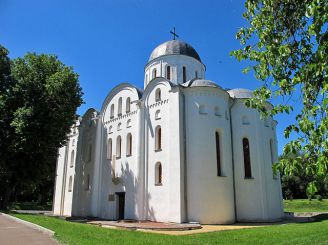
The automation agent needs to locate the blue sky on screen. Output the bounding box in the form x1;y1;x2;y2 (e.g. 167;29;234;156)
1;0;298;154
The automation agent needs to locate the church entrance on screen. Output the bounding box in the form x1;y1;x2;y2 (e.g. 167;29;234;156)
116;192;125;220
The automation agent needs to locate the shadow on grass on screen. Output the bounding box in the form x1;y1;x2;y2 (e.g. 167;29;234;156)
312;214;328;222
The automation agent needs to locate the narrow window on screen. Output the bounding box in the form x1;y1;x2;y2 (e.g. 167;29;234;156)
88;144;92;162
215;132;221;176
155;126;162;151
68;176;73;192
155;162;162;185
214;106;221;116
85;174;90;191
155;88;161;102
195;71;198;78
166;66;171;80
126;119;131;128
152;68;157;79
107;138;112;160
118;97;122;116
243;138;252;178
155;110;161;120
126;133;132;156
117;122;122;131
116;136;121;158
145;74;148;83
110;104;114;119
183;66;187;82
270;139;277;178
126;97;131;113
108;125;113;134
270;139;274;165
70;150;75;167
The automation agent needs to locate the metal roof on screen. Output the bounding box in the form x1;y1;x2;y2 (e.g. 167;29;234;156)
149;40;201;62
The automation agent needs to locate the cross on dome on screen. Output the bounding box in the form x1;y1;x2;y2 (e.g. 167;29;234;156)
170;27;179;40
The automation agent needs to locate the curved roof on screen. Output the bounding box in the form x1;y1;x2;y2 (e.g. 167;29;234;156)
181;79;221;88
227;88;253;98
149;40;201;62
101;83;142;113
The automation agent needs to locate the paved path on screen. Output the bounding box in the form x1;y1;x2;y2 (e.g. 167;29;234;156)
0;213;57;245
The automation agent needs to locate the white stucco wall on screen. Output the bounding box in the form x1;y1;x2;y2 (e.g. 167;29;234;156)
144;55;205;87
98;84;142;220
143;78;184;223
53;124;79;216
184;87;235;224
231;99;283;222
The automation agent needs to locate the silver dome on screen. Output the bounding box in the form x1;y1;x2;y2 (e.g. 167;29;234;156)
149;40;201;62
227;88;253;98
181;79;221;88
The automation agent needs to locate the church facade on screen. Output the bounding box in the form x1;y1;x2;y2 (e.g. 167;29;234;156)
53;40;284;224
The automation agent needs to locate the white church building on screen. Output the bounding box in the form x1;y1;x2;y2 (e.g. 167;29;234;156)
53;39;284;224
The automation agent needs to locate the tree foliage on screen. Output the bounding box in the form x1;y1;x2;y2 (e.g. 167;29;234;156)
279;152;328;200
232;0;328;189
0;45;83;208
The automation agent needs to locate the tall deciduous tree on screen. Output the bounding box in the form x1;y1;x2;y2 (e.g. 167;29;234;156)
231;0;328;190
0;45;83;208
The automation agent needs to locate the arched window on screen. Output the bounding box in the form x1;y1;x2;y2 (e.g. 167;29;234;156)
166;65;171;80
126;119;131;128
155;88;161;102
155;162;162;185
155;110;161;120
68;176;73;192
116;136;121;158
155;126;162;151
70;150;75;167
118;97;122;116
270;139;277;178
108;125;113;134
152;68;157;79
126;133;132;156
183;66;187;82
85;174;90;191
215;132;222;176
117;122;122;131
110;104;114;119
126;97;131;113
214;106;221;116
243;138;252;178
107;138;112;160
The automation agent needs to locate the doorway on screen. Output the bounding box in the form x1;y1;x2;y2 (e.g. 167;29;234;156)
116;192;125;220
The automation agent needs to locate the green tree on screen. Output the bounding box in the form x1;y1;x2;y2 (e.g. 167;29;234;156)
0;45;83;209
232;0;328;189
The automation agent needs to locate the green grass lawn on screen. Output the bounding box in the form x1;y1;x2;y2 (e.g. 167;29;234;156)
283;199;328;212
11;213;328;245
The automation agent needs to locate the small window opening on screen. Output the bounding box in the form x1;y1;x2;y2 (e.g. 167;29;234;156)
166;66;171;80
183;66;187;82
243;138;252;178
155;162;162;185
